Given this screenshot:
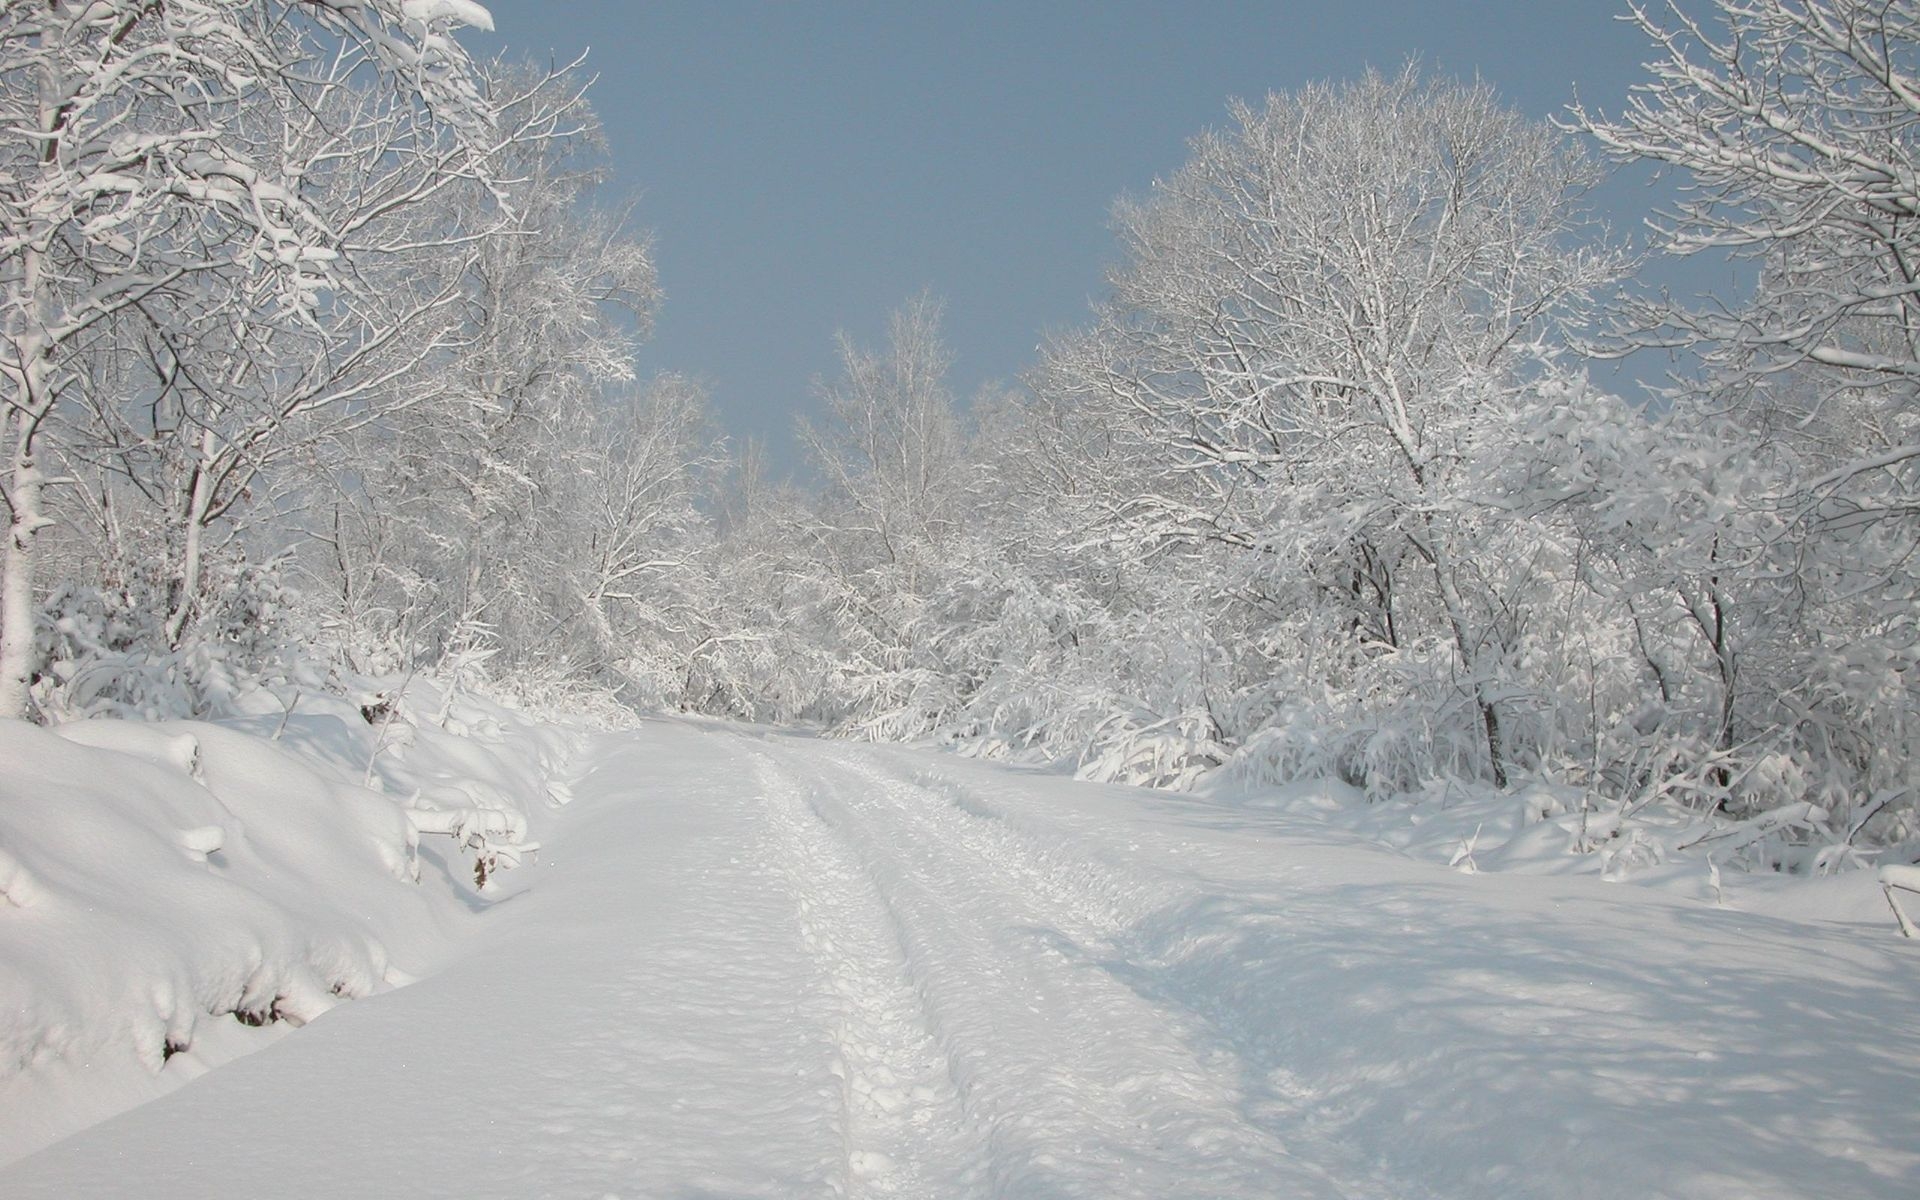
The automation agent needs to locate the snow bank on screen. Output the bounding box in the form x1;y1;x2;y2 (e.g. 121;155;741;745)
1201;768;1908;928
0;679;582;1164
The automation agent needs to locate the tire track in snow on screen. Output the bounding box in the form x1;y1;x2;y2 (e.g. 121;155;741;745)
769;738;1364;1199
748;748;989;1198
824;747;1175;941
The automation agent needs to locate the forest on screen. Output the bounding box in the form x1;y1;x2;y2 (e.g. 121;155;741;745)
4;0;1917;883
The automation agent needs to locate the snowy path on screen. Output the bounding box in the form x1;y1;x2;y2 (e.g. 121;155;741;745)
4;720;1917;1198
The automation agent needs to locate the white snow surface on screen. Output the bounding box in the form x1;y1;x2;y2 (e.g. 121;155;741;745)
0;683;573;1163
3;716;1917;1198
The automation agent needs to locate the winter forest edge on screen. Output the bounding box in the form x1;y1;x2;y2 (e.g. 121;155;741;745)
6;0;1920;920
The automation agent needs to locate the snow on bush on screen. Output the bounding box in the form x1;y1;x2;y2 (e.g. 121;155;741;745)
32;555;313;724
0;677;578;1163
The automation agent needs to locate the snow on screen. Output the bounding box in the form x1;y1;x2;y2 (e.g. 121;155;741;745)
400;0;494;30
0;683;569;1163
1201;771;1911;929
1881;863;1920;892
3;716;1916;1197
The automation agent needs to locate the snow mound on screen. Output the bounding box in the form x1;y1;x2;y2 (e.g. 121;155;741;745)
0;680;580;1164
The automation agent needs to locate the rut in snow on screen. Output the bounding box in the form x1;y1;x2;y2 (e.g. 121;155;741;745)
753;735;1361;1199
750;747;988;1197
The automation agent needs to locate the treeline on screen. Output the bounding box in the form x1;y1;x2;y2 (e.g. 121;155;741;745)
7;1;1917;869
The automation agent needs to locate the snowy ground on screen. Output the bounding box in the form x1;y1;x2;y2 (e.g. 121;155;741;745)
3;716;1916;1198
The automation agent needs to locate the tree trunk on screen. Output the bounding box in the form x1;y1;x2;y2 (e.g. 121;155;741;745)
164;428;221;648
0;45;65;719
1416;523;1510;789
0;230;55;720
0;405;49;720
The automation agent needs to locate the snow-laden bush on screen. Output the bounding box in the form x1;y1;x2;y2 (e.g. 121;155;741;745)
1220;631;1530;804
31;553;322;724
911;557;1243;789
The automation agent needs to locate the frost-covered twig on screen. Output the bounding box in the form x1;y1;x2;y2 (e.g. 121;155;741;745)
1845;788;1906;846
272;689;301;742
1450;823;1483;874
363;670;418;788
1675;802;1827;854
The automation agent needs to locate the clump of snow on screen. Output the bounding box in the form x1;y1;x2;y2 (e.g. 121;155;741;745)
400;0;493;31
0;676;580;1164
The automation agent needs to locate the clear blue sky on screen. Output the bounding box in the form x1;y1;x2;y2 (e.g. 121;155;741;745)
468;2;1705;468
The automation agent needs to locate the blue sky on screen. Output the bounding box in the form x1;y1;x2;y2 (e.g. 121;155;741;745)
468;3;1709;468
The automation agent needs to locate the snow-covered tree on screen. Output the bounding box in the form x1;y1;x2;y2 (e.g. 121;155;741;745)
1571;0;1920;546
1572;1;1920;394
790;295;976;736
535;373;723;702
1566;0;1920;845
0;0;498;718
799;294;967;576
1036;66;1624;787
278;56;659;686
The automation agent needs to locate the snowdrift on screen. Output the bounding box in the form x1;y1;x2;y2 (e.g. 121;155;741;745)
0;681;580;1164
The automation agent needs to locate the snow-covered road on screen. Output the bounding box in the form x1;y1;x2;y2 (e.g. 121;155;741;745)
5;719;1916;1198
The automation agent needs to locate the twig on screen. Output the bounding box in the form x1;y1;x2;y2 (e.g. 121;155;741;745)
272;688;300;741
363;669;417;788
